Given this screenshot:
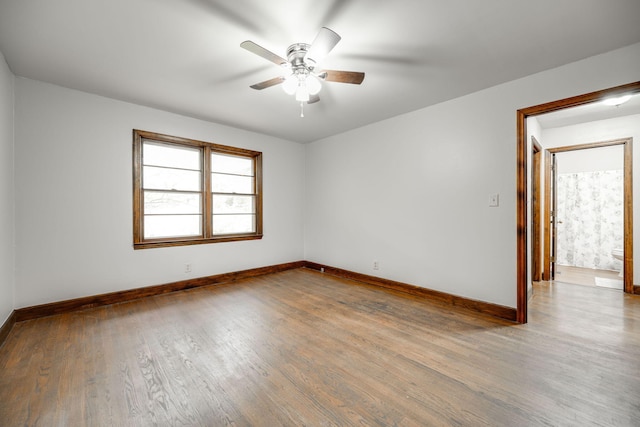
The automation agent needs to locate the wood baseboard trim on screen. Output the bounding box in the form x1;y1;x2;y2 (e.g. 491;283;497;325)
304;262;517;322
634;285;640;295
14;261;305;322
10;259;518;325
0;310;17;349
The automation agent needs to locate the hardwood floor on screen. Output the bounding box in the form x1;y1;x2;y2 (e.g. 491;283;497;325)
1;268;639;426
554;265;623;288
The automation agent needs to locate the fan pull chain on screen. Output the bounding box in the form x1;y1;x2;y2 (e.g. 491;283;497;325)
300;102;304;118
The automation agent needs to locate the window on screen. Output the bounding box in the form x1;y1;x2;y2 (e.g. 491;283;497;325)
133;130;262;249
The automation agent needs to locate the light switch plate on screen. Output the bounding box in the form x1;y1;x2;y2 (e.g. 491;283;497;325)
489;193;499;207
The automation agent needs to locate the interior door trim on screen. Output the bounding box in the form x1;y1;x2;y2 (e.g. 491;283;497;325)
542;149;552;281
531;137;542;283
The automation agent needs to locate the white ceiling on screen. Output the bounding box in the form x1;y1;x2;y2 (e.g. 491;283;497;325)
1;0;639;143
536;93;640;129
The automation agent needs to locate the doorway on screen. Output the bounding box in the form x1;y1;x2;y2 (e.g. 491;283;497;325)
545;142;629;290
516;81;640;323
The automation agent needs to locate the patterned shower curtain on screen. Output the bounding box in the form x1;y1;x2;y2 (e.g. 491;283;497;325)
556;169;623;271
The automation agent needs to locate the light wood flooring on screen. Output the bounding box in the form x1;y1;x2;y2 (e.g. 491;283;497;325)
554;265;623;288
1;268;639;426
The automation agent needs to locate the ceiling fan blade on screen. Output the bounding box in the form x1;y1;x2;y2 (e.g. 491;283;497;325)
240;41;288;66
305;27;341;66
308;94;320;104
249;76;285;90
319;70;365;85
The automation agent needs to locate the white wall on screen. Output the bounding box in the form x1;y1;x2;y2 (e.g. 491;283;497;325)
543;114;640;278
305;42;640;308
14;78;305;308
8;42;640;312
555;144;624;174
0;51;14;324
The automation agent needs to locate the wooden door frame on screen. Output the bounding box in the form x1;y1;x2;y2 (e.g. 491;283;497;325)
531;137;542;284
545;139;633;292
542;149;553;280
516;81;640;324
549;153;558;281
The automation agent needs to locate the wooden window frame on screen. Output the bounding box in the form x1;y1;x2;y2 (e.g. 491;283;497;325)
133;130;263;249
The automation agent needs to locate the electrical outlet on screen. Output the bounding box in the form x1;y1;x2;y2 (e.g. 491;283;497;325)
489;193;499;207
373;261;380;270
184;263;192;273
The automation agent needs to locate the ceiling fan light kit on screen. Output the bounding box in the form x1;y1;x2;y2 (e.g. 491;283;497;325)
281;43;322;101
241;27;365;117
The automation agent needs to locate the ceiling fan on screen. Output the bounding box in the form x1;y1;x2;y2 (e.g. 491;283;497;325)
240;27;365;116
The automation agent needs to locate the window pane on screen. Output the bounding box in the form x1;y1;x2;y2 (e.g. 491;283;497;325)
211;173;254;193
143;166;201;191
144;191;201;214
212;195;255;214
144;215;202;238
213;214;255;234
143;142;201;170
211;153;253;176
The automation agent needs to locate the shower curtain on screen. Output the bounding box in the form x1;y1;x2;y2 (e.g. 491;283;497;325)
556;169;623;271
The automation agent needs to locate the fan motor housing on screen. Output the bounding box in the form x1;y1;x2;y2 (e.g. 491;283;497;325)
287;43;314;70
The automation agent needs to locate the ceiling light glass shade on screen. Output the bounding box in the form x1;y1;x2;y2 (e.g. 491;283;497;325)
602;94;632;106
295;85;310;102
306;74;322;95
282;73;298;95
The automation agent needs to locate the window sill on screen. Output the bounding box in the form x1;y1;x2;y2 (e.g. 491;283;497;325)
134;234;263;250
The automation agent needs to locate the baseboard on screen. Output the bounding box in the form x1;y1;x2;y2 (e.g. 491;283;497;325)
304;262;517;322
0;310;17;349
14;261;305;322
10;259;517;327
634;285;640;294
